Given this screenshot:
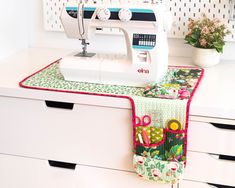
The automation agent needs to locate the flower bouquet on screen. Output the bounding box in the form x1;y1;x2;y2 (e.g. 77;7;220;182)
184;14;230;67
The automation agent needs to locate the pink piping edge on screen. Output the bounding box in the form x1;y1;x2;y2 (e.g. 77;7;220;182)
19;60;204;165
183;67;204;166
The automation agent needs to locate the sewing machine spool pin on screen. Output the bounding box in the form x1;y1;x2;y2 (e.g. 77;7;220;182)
76;39;96;57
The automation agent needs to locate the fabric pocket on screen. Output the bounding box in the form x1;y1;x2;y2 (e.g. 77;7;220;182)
133;154;184;184
135;129;186;162
136;126;164;145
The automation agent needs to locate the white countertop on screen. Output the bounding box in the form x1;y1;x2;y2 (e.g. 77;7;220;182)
0;47;235;121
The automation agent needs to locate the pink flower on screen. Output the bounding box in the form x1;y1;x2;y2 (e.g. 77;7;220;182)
199;38;207;47
188;19;196;29
168;163;179;172
151;169;161;177
210;26;215;33
213;18;223;27
201;26;209;34
136;156;145;165
178;88;190;100
144;86;152;91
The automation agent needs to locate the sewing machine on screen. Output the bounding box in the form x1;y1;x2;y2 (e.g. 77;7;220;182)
59;1;170;87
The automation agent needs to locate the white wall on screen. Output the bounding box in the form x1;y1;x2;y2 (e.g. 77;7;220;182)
29;0;235;61
0;0;29;60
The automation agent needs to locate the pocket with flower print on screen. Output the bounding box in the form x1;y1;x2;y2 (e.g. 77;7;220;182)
133;115;186;184
133;154;184;184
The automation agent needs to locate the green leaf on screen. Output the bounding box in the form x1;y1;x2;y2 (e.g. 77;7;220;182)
156;162;161;169
151;150;160;158
146;167;151;171
160;164;165;171
181;156;186;161
169;145;183;156
150;164;155;169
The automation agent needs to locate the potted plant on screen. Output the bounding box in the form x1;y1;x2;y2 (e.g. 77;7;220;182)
184;14;230;68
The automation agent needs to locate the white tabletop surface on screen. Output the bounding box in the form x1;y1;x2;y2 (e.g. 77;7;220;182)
0;47;234;120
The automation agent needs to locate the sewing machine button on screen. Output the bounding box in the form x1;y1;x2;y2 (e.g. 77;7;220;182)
118;8;132;22
97;8;111;21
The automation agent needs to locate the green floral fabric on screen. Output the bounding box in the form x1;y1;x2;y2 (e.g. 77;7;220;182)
133;154;184;184
143;69;202;99
135;131;185;161
21;63;202;100
20;62;203;185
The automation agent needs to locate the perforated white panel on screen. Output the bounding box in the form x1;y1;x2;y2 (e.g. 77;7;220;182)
43;0;235;41
166;0;235;41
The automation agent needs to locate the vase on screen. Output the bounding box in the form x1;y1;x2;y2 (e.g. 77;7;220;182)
192;47;221;68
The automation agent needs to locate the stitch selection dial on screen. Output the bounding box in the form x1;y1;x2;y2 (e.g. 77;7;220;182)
118;8;132;22
97;8;111;21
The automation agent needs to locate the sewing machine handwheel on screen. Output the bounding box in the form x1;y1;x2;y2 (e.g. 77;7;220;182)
97;8;111;21
118;8;132;22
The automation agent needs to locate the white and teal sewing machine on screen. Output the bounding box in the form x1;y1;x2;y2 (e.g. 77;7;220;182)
59;1;171;87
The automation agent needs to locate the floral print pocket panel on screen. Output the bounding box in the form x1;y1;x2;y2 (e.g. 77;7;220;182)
133;154;184;184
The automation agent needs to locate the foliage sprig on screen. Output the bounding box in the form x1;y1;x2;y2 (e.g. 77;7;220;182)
184;14;230;53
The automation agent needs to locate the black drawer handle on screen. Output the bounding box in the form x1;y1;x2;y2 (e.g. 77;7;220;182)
208;183;234;188
211;123;235;131
45;101;74;110
48;160;76;170
219;155;235;162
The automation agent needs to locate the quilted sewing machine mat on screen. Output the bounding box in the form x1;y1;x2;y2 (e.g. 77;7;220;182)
19;61;204;185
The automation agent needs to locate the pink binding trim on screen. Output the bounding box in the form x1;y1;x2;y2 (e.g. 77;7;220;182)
19;60;204;165
184;67;204;165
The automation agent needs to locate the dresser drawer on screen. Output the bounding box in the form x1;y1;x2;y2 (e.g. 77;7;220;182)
188;121;235;156
0;154;216;188
0;96;133;171
185;151;235;187
0;154;77;188
76;163;215;188
1;96;234;187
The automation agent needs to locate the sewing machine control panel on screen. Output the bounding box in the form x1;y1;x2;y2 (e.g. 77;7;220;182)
132;34;156;49
66;7;157;22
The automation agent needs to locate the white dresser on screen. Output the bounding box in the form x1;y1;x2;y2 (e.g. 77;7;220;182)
0;48;235;188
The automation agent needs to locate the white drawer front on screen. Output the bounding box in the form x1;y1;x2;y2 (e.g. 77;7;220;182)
0;96;133;171
0;154;77;188
0;155;37;188
188;121;235;156
76;165;215;188
185;151;235;186
0;154;216;188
